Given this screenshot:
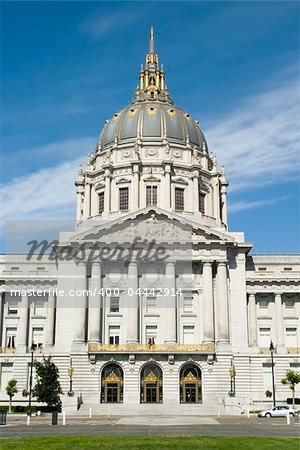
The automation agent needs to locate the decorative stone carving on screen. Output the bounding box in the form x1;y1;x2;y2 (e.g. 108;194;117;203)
145;147;158;157
172;149;183;159
121;149;133;159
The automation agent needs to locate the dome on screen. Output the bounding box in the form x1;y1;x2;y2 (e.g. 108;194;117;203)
97;27;207;152
98;102;205;149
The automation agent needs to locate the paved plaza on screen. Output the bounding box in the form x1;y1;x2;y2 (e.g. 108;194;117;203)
1;415;299;439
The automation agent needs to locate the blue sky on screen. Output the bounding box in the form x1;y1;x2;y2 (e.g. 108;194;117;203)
1;1;299;253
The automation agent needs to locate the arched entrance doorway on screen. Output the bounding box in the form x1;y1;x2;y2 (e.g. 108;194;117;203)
140;363;163;403
101;363;123;403
180;363;202;403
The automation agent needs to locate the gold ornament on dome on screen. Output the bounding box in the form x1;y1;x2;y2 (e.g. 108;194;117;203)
128;108;137;117
167;108;176;117
113;113;120;121
147;107;157;116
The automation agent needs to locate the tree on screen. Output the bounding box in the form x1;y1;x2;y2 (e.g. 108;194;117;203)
34;357;63;410
6;379;18;413
281;370;300;409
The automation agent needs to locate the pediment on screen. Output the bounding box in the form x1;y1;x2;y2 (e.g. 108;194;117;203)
66;207;234;245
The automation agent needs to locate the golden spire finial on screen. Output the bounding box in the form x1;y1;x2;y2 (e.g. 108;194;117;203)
149;26;155;54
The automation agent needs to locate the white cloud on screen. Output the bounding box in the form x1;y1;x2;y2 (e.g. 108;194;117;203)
205;78;300;193
79;5;144;39
228;196;288;213
0;157;81;221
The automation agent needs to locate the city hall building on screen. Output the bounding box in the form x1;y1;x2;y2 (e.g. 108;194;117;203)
0;29;299;415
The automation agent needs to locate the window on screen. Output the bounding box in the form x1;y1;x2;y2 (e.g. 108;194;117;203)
0;363;13;391
146;325;157;344
284;267;292;271
109;326;120;345
10;267;19;271
183;325;195;345
175;188;184;211
8;300;18;315
183;296;193;313
258;267;267;271
33;299;45;316
146;296;156;313
99;192;104;214
32;327;44;348
5;327;17;349
119;187;129;211
110;297;119;313
199;193;205;214
259;327;271;348
259;300;268;309
286;327;297;348
285;300;295;309
146;186;157;206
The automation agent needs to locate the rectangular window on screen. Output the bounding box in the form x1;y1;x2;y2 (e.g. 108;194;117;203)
284;267;292;271
32;327;44;348
146;325;157;343
175;187;184;211
285;300;295;309
258;267;267;271
199;193;205;214
183;325;195;345
146;296;156;313
183;296;193;313
0;363;13;391
259;300;268;309
33;298;45;316
119;187;129;211
5;327;17;349
109;326;120;345
146;186;157;206
110;297;119;313
286;327;297;348
8;300;18;315
259;327;271;348
99;192;104;214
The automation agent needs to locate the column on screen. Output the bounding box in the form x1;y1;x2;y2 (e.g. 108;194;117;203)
126;263;139;343
164;165;171;209
202;262;214;344
132;165;139;210
216;262;230;344
73;262;87;343
17;294;28;351
76;189;83;221
248;293;257;347
88;262;102;343
164;262;177;344
213;178;220;222
275;293;285;352
90;185;99;217
104;169;111;213
45;294;55;347
84;182;91;219
193;170;199;214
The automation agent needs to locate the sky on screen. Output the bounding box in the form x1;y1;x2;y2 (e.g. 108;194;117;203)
1;1;300;253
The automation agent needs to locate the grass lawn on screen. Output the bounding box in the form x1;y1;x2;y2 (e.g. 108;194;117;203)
0;436;298;450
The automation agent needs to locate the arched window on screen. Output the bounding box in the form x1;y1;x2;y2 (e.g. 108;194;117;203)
101;363;123;403
140;363;163;403
180;363;202;403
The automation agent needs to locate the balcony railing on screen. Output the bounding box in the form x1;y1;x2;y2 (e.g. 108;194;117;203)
0;347;16;353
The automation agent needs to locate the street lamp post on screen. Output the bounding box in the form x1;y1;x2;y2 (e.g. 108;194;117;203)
228;358;236;397
27;343;37;419
269;340;276;407
68;358;74;397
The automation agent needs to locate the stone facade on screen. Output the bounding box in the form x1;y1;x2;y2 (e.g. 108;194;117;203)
0;29;299;415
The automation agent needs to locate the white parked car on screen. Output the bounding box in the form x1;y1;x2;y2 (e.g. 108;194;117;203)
258;406;296;418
